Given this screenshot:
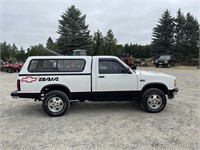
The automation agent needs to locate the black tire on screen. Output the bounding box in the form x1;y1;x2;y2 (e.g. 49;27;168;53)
8;68;12;73
43;90;70;117
166;63;171;68
141;88;166;113
18;68;21;72
155;64;159;68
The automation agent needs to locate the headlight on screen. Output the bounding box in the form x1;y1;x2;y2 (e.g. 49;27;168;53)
174;79;177;87
165;60;168;63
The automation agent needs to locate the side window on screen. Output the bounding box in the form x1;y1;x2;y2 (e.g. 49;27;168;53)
29;60;40;72
42;60;57;71
58;59;85;72
99;59;127;74
28;60;57;72
28;59;85;72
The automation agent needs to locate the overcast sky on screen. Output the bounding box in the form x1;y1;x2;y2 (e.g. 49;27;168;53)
0;0;199;49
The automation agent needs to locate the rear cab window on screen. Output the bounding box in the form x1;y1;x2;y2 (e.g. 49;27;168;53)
28;59;85;72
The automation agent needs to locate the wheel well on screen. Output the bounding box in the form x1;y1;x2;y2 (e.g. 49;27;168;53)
41;84;71;99
141;83;168;96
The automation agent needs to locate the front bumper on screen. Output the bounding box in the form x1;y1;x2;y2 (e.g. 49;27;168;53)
155;62;168;65
168;87;179;99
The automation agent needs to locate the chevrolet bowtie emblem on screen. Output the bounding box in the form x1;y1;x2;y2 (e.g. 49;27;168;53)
21;76;37;83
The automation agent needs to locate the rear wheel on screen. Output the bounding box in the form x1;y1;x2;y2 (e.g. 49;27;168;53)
141;88;167;113
43;90;70;116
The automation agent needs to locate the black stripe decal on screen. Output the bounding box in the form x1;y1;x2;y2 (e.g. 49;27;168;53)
19;73;91;76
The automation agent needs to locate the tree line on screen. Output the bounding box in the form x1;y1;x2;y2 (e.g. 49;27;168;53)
0;6;199;65
152;9;199;65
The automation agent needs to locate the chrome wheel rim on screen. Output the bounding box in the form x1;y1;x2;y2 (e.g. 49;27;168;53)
47;97;64;113
147;94;162;109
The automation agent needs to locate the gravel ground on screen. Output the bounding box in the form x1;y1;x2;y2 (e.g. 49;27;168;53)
0;66;200;150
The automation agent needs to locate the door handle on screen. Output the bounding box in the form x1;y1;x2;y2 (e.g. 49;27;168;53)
98;76;105;78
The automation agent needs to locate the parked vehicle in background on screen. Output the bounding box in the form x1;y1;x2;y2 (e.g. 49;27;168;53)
1;62;24;73
116;53;137;69
2;62;10;72
8;63;24;73
154;55;176;68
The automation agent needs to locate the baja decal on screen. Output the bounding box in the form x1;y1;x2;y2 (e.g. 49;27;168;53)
21;76;37;83
39;77;59;81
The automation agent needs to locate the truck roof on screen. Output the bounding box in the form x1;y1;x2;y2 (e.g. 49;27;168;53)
27;55;119;60
28;56;92;59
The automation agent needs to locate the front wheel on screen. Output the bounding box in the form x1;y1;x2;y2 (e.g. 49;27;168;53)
43;90;70;116
166;63;171;68
141;88;167;113
155;64;159;68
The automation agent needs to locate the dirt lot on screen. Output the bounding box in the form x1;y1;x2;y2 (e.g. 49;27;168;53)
0;66;200;150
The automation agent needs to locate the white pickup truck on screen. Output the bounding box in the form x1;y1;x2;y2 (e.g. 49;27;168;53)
11;56;178;116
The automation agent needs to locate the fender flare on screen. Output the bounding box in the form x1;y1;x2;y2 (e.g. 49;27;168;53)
141;82;168;96
41;84;72;99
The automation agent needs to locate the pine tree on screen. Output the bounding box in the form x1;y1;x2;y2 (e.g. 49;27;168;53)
27;44;49;56
104;29;117;55
0;42;11;62
91;30;104;55
115;44;124;55
57;5;91;55
182;13;199;63
174;9;186;62
46;37;55;50
17;47;26;62
152;9;174;55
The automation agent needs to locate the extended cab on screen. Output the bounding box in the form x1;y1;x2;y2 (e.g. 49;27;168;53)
11;56;178;116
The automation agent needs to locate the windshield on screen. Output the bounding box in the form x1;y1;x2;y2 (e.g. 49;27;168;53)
159;55;170;59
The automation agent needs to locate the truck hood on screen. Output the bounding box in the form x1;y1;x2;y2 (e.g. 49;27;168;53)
135;70;175;78
134;70;176;90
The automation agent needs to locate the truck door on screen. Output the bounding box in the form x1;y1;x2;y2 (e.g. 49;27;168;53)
93;58;138;100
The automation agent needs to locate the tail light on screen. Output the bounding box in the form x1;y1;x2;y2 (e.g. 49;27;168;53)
17;79;21;91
